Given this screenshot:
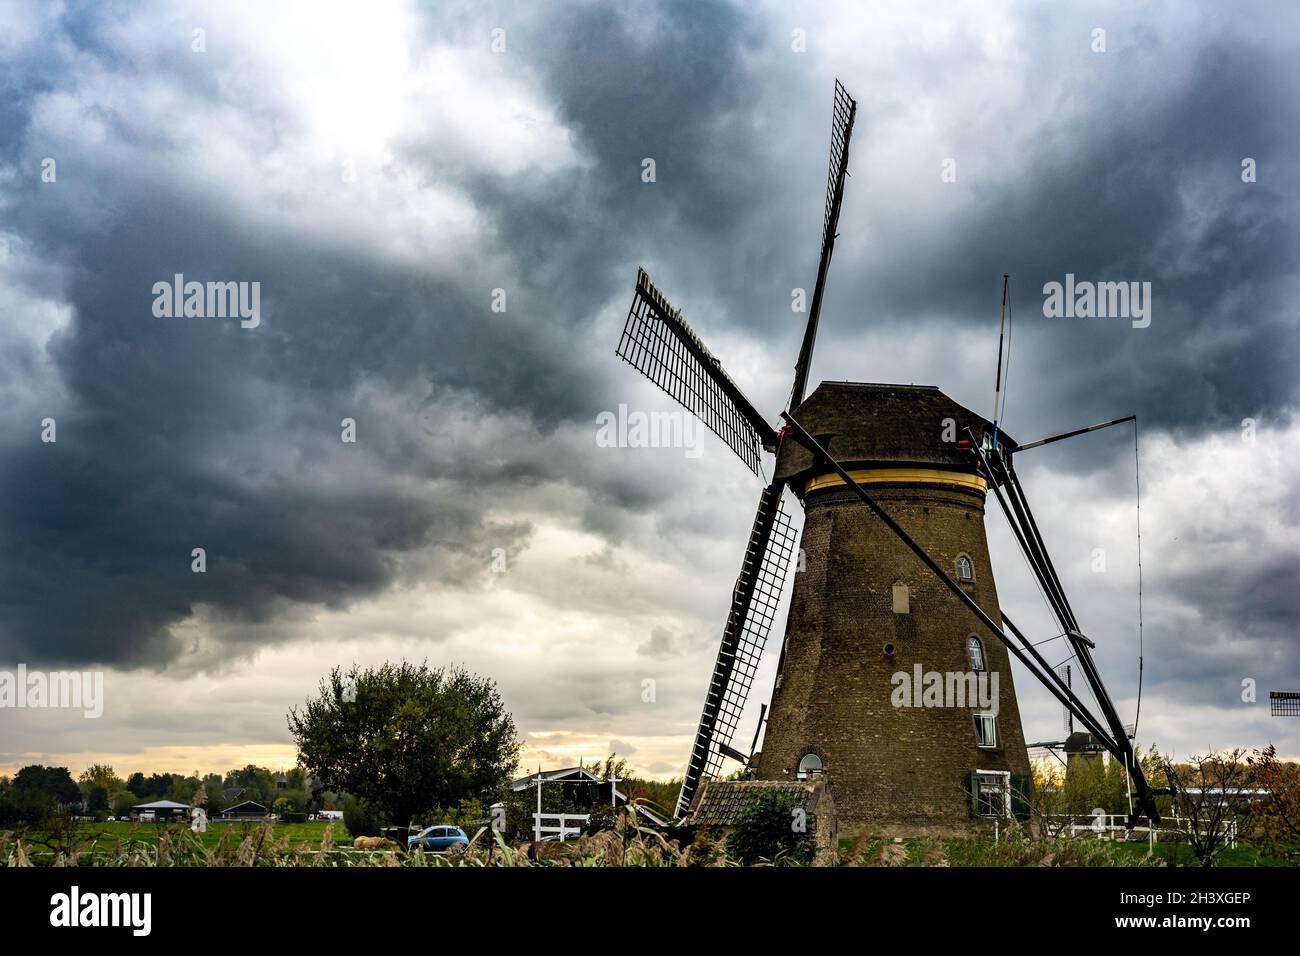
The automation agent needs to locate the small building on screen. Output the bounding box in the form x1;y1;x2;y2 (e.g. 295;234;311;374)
510;767;620;807
509;766;670;830
221;800;270;820
131;799;191;821
684;778;838;864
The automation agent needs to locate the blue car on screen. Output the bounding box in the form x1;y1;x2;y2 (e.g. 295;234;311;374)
407;825;469;853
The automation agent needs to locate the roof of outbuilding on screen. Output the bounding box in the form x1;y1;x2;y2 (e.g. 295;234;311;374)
131;799;192;810
686;779;823;827
222;800;269;812
509;767;606;791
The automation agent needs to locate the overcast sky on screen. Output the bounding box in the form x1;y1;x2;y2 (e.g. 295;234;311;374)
1;0;1297;780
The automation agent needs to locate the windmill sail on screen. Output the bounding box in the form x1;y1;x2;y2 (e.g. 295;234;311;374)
1057;663;1073;736
790;79;857;408
675;482;799;818
617;268;776;476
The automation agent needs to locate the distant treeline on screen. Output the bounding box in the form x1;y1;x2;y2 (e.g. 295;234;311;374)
0;763;344;826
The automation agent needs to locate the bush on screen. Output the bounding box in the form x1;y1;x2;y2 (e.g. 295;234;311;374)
583;803;618;835
343;798;381;838
0;788;54;827
726;790;816;865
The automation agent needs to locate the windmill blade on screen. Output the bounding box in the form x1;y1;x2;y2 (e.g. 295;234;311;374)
790;79;857;408
675;482;799;818
1057;664;1074;736
617;268;777;477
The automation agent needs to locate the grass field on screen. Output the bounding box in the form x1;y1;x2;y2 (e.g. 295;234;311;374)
15;820;355;865
838;834;1298;867
7;820;1298;866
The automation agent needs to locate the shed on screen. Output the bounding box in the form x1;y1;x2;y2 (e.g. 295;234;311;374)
131;799;191;821
222;800;270;819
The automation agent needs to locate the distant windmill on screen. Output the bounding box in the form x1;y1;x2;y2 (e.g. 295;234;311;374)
615;80;1160;831
1271;692;1300;717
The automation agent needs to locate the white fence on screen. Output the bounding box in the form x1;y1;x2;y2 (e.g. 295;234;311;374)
533;813;587;842
1043;812;1237;848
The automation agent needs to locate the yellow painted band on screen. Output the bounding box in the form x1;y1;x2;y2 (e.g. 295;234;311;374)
804;468;988;495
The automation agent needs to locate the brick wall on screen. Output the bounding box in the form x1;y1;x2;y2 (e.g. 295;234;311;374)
755;482;1033;837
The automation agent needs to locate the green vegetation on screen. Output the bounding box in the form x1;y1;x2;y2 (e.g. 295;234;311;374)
4;814;1298;867
288;661;520;829
835;833;1297;868
8;820;352;866
725;788;816;865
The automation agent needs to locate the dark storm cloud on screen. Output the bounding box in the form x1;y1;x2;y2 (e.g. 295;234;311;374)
0;0;1295;713
0;0;777;668
894;34;1298;438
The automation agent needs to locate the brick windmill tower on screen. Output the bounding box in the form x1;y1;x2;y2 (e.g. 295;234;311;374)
752;382;1031;834
615;81;1159;835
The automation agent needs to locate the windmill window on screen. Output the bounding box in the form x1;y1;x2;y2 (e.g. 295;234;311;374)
973;771;1010;818
974;713;997;749
891;583;910;614
796;753;823;780
956;555;974;582
967;636;985;672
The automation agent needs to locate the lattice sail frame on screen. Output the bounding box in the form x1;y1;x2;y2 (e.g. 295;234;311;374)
1272;691;1300;717
821;79;856;254
674;484;800;818
616;268;773;477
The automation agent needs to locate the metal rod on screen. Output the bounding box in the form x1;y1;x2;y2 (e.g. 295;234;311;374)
993;273;1008;426
1009;415;1136;454
1001;613;1117;751
778;411;1123;754
969;437;1078;638
997;456;1159;825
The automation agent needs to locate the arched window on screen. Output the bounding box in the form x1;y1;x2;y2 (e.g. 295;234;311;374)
797;753;823;780
956;554;974;581
967;635;985;672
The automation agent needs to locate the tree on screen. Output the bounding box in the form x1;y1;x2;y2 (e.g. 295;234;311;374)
1165;748;1252;867
168;776;198;804
12;765;81;806
288;661;520;827
226;765;275;804
79;764;124;793
620;775;681;818
109;789;136;817
126;772;149;797
343;796;381;837
1246;745;1300;853
83;784;110;816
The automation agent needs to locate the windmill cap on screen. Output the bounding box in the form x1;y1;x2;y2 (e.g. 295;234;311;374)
776;382;1012;493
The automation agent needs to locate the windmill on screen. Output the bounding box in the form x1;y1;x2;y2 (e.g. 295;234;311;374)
615;79;1161;831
